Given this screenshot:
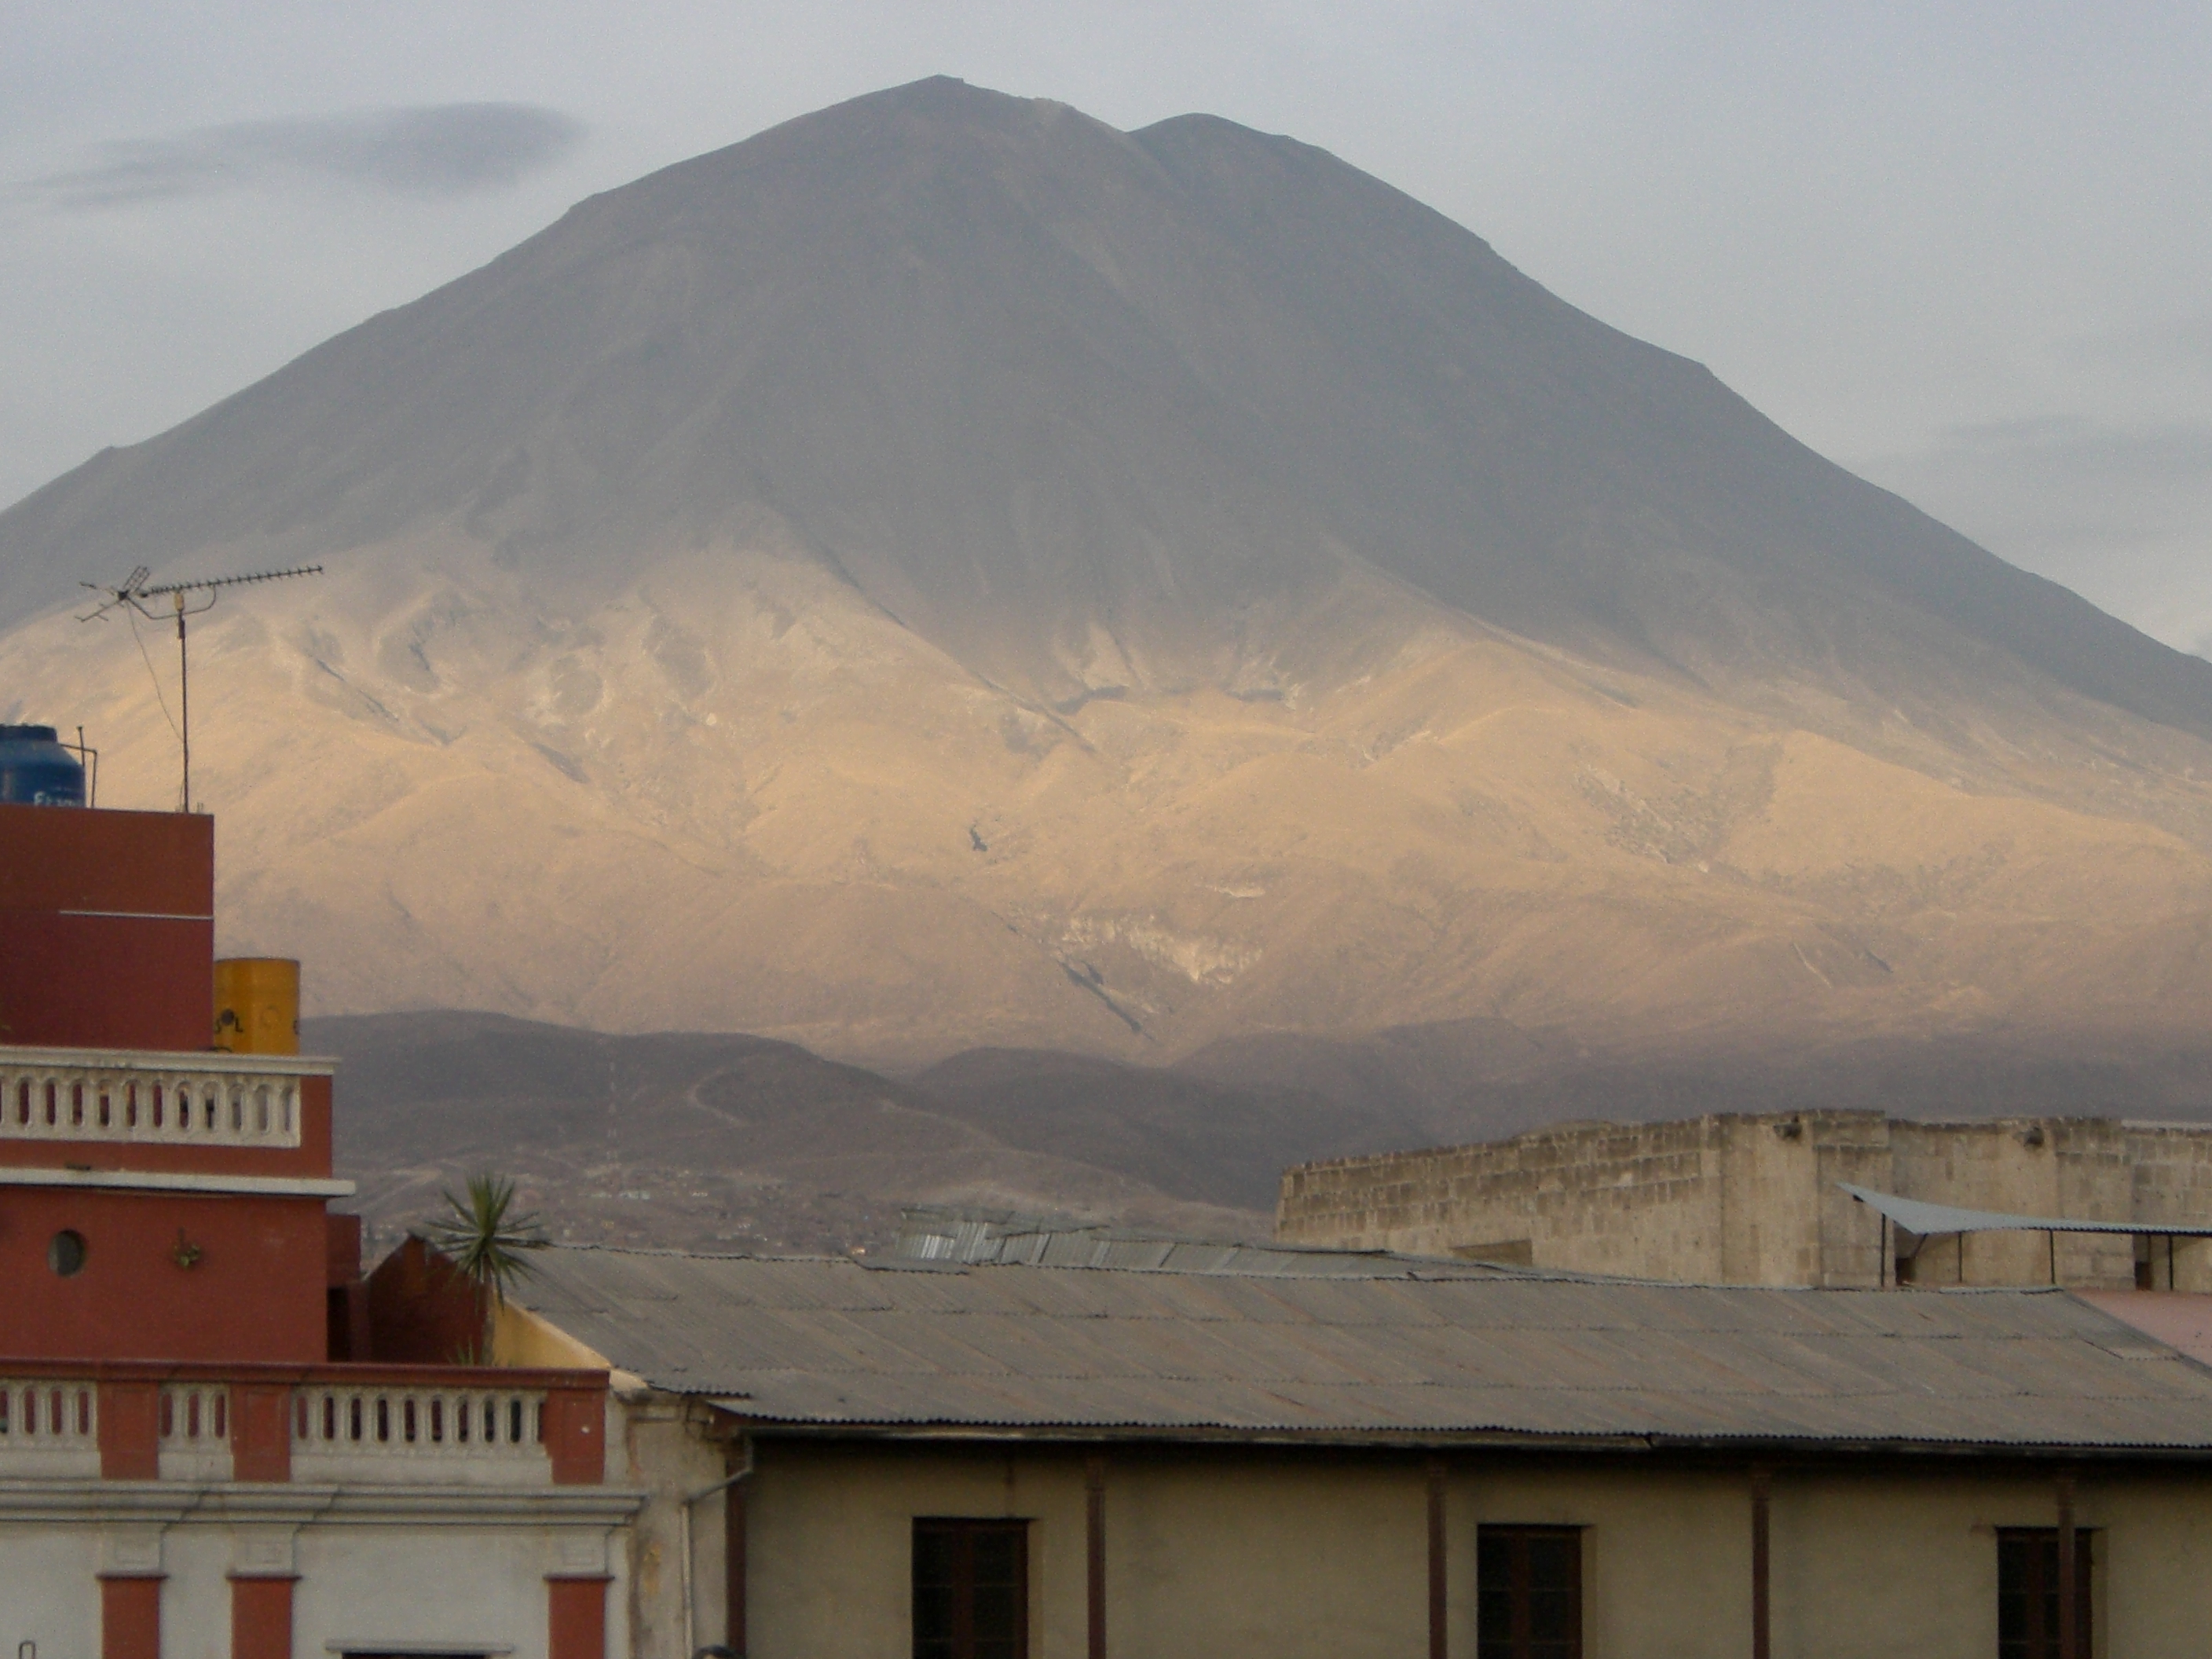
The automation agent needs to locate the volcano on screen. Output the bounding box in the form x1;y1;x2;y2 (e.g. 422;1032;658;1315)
6;77;2212;1072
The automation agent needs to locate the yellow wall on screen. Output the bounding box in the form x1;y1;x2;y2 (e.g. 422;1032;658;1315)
1113;1455;1427;1655
491;1298;615;1369
739;1442;2212;1659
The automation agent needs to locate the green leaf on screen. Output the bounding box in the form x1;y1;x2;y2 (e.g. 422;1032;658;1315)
424;1171;548;1309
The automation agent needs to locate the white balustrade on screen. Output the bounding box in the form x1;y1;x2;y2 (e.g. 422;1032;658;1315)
0;1376;562;1487
292;1384;550;1485
0;1379;99;1478
156;1381;233;1480
0;1049;316;1150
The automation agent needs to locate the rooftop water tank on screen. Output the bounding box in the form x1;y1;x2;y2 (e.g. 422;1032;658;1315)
214;958;301;1055
0;724;87;806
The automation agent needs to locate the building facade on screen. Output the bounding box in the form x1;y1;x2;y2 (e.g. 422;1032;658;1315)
0;798;638;1659
489;1238;2212;1659
1276;1111;2212;1288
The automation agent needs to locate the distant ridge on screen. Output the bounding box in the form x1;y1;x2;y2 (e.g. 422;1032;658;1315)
320;1013;2212;1259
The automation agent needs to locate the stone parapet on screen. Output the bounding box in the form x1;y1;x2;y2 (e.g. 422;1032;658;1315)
1277;1112;2212;1289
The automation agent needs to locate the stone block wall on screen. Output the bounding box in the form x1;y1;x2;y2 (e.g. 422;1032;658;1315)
1276;1112;2212;1289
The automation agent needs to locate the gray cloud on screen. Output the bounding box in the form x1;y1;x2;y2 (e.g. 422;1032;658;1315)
1945;415;2211;460
1855;416;2212;656
2061;314;2212;377
1861;416;2212;526
30;104;587;208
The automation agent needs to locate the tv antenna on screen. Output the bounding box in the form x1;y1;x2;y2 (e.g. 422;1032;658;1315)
79;563;323;811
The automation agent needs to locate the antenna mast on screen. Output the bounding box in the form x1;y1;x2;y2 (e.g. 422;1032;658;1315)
79;564;324;811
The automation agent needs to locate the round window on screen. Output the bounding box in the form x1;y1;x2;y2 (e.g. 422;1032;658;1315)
48;1229;87;1276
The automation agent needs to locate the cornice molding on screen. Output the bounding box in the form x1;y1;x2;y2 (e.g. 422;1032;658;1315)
0;1166;354;1196
0;1481;646;1526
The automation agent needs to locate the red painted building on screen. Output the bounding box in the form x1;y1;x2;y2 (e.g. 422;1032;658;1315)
0;800;633;1659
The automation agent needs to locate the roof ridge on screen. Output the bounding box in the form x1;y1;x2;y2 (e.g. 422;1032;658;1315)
541;1239;2077;1295
540;1240;855;1265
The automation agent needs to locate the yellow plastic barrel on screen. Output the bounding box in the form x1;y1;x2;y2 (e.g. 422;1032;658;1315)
214;958;300;1055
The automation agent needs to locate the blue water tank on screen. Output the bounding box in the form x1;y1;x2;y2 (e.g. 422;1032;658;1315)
0;724;86;806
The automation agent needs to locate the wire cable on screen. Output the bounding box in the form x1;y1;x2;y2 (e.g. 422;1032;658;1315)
125;604;181;742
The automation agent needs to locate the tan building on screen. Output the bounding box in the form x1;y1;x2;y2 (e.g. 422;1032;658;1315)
1276;1111;2212;1289
480;1237;2212;1659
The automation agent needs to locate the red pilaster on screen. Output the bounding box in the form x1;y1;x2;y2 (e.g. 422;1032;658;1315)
100;1577;163;1659
548;1577;610;1659
544;1384;606;1485
97;1380;160;1480
231;1383;292;1482
230;1577;295;1659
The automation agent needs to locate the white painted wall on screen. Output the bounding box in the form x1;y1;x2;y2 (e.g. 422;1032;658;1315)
159;1525;234;1659
0;1507;638;1659
0;1526;98;1659
295;1528;558;1658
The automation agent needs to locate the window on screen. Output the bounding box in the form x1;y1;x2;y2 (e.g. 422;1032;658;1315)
2136;1234;2177;1291
913;1518;1027;1659
1478;1525;1582;1659
47;1229;87;1276
1451;1240;1535;1266
1998;1529;2093;1659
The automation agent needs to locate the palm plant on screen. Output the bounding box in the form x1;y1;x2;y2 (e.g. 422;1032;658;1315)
425;1172;548;1308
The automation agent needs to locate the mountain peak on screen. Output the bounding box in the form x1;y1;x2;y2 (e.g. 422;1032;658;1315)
7;82;2212;1065
15;78;2207;731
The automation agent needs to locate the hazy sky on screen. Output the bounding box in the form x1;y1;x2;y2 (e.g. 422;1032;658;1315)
5;2;2209;652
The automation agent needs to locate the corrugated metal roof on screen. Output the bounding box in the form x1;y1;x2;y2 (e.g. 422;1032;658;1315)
515;1245;2212;1451
891;1205;1536;1277
1840;1183;2212;1239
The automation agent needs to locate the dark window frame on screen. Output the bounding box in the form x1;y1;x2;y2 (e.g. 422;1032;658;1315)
913;1516;1030;1659
1478;1524;1584;1659
1998;1527;2094;1659
47;1229;87;1276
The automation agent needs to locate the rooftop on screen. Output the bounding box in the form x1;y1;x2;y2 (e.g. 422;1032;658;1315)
515;1243;2212;1453
890;1204;1538;1277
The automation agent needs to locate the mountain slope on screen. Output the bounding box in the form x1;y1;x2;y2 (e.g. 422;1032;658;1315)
10;78;2210;732
5;79;2212;1064
316;1012;1278;1256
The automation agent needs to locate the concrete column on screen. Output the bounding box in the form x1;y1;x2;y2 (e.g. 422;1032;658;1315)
726;1478;749;1656
1086;1453;1107;1659
1750;1465;1771;1659
1426;1458;1448;1659
2057;1474;2078;1659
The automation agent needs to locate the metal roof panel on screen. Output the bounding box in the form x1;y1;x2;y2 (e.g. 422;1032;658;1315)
517;1247;2212;1449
